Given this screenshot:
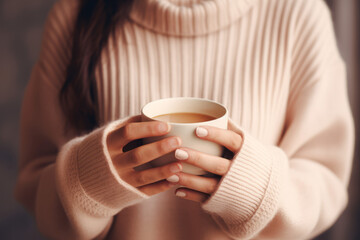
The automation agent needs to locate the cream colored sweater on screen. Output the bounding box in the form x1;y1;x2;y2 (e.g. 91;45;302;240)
15;0;354;239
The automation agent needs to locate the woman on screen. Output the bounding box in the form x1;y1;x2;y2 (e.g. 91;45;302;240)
15;0;354;239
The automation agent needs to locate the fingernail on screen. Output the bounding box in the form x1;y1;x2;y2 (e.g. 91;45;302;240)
176;191;186;198
196;127;208;137
175;149;188;160
168;137;181;148
169;163;182;173
167;175;180;183
158;122;170;133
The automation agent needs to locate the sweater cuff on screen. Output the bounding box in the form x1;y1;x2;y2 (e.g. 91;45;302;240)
56;118;149;218
202;122;288;236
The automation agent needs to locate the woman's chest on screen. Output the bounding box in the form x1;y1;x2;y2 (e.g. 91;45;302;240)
96;23;292;144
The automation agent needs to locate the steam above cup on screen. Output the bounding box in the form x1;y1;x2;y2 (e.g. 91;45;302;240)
141;97;228;175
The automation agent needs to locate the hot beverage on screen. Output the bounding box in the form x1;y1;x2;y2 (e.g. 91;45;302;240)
141;97;228;175
153;112;216;123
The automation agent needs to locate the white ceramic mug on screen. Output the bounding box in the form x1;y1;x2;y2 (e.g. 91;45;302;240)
141;97;228;175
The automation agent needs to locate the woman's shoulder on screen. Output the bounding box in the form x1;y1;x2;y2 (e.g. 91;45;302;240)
52;0;80;11
259;0;333;36
265;0;330;18
47;0;80;26
35;0;81;89
42;0;80;41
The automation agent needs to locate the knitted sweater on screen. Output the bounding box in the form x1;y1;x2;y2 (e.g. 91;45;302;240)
15;0;354;239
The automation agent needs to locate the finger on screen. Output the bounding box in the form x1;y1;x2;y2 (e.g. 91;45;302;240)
108;121;171;149
175;148;231;176
127;162;182;187
175;188;209;203
115;136;181;169
195;126;242;153
175;172;219;194
127;115;142;122
138;180;176;196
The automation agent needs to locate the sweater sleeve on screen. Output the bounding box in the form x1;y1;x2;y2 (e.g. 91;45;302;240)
202;1;354;239
14;1;148;239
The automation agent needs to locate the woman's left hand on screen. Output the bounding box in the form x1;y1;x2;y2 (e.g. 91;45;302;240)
167;126;243;203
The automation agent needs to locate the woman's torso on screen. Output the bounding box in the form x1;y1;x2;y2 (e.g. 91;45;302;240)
94;0;294;239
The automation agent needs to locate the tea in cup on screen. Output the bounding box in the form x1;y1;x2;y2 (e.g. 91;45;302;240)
141;97;228;175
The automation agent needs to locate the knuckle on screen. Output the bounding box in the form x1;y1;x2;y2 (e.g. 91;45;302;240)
230;133;242;150
180;174;190;186
123;124;133;139
230;137;239;150
207;127;217;139
136;173;148;186
152;122;163;135
146;123;155;135
130;149;143;165
204;184;213;194
158;140;169;154
206;180;217;193
190;151;201;164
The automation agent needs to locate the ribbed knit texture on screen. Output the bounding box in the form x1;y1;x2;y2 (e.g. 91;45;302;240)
15;0;354;239
94;0;295;146
73;119;148;213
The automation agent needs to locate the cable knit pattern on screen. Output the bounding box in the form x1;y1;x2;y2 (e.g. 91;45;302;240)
15;0;354;239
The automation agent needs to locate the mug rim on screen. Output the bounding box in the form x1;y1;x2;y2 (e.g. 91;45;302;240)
141;97;228;126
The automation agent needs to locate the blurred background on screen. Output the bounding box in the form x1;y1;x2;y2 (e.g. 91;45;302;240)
0;0;358;239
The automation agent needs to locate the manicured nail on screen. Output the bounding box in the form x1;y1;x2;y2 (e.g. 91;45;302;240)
175;149;189;160
176;191;186;198
167;175;180;183
158;122;170;133
169;163;182;173
196;127;208;137
169;137;181;148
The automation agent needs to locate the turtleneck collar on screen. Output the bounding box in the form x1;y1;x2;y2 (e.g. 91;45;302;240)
129;0;258;36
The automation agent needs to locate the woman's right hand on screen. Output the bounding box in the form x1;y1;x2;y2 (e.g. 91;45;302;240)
106;116;182;196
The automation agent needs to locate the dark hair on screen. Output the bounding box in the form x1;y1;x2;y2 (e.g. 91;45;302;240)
60;0;133;134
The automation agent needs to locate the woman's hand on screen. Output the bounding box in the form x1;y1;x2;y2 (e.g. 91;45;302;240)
168;126;243;203
107;116;183;196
